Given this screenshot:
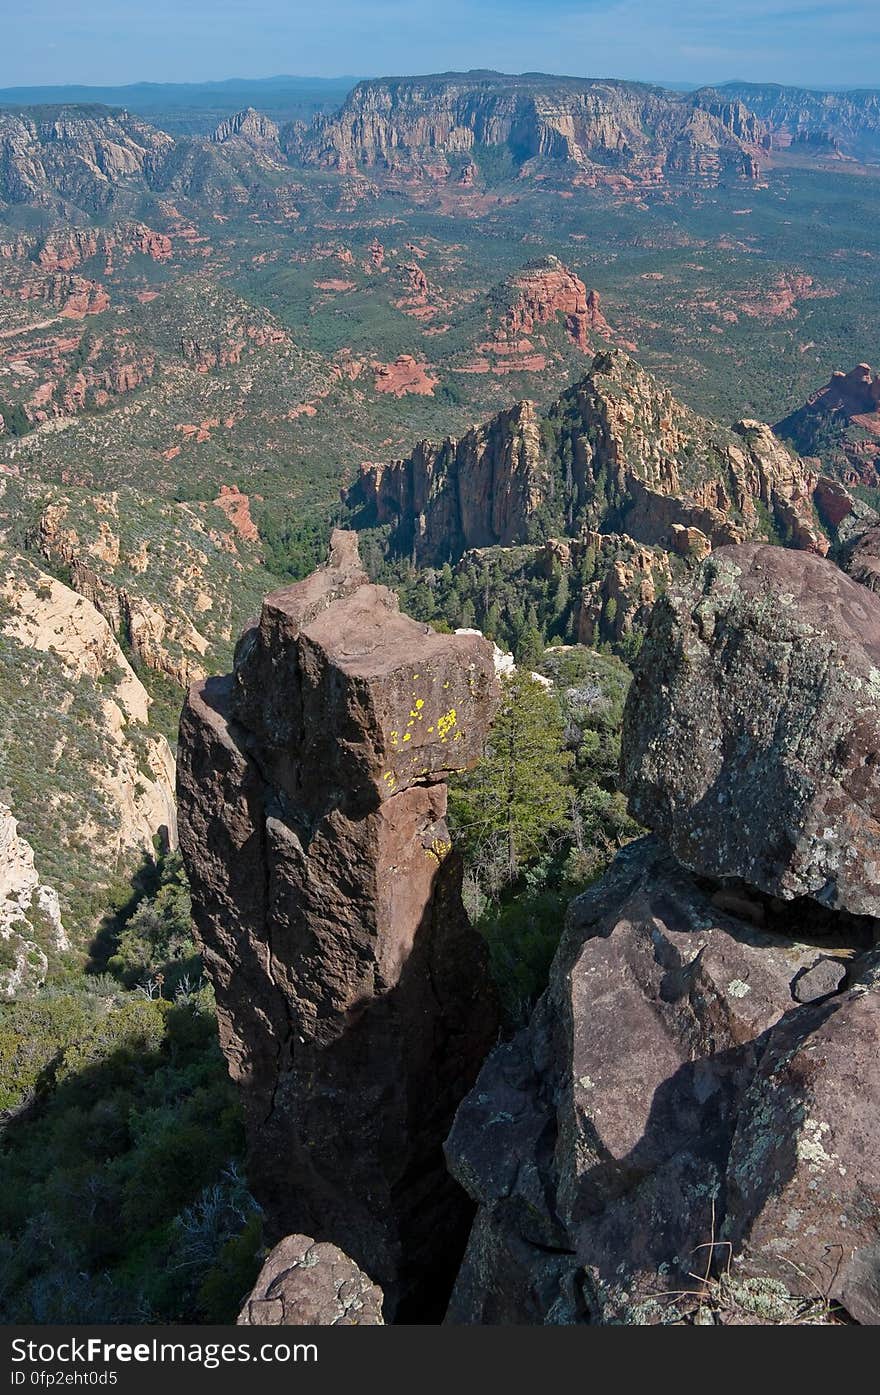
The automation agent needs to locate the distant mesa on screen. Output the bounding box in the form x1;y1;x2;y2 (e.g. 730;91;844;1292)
288;73;765;188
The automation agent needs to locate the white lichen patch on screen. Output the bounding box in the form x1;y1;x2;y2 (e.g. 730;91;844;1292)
797;1118;836;1169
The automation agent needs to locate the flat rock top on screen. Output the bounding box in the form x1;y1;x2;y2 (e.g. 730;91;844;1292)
260;528;373;633
230;530;501;803
301;585;473;681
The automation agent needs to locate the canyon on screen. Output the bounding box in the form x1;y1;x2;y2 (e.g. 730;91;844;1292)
2;63;880;1329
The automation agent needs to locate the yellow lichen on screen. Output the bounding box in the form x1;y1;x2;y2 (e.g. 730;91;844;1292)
437;708;457;741
426;837;452;864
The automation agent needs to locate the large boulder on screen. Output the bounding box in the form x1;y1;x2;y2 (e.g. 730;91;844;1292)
177;531;501;1320
445;838;880;1324
621;543;880;917
446;542;880;1325
238;1235;383;1326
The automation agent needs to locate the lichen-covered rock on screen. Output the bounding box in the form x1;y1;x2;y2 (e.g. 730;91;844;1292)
622;542;880;916
177;531;500;1319
842;523;880;594
445;838;879;1325
791;956;847;1003
237;1235;383;1326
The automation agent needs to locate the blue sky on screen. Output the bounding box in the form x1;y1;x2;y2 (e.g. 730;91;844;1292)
2;0;878;90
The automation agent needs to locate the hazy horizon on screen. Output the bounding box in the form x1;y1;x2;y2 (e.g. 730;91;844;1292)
2;1;878;92
2;70;879;98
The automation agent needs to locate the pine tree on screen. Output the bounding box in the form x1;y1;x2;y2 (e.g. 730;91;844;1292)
552;571;570;629
450;671;573;881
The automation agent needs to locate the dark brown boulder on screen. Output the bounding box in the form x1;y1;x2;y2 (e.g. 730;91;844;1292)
445;838;880;1324
237;1235;383;1326
621;543;880;917
177;531;501;1320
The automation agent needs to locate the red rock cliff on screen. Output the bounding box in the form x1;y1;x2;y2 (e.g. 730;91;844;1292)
176;530;500;1319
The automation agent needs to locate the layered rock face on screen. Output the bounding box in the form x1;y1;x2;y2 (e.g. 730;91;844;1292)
212;107;281;148
291;74;763;186
238;1235;384;1326
714;82;880;164
0;106;172;211
446;544;880;1325
177;531;500;1319
0;550;177;947
351;349;824;567
211;108;285;169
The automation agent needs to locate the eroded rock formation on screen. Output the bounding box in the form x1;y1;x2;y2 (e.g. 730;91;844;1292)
775;362;880;488
351;350;824;566
498;257;611;353
0;802;68;998
445;543;880;1325
0;550;177;945
177;530;501;1319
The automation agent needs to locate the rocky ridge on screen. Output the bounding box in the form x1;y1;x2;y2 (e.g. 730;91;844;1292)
351;349;825;568
24;489;268;689
715;82;880;165
0;550;176;941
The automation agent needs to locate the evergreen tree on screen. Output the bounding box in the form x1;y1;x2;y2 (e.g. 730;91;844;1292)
0;402;31;438
515;624;544;667
450;672;573;881
485;601;502;640
552;571;570;630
